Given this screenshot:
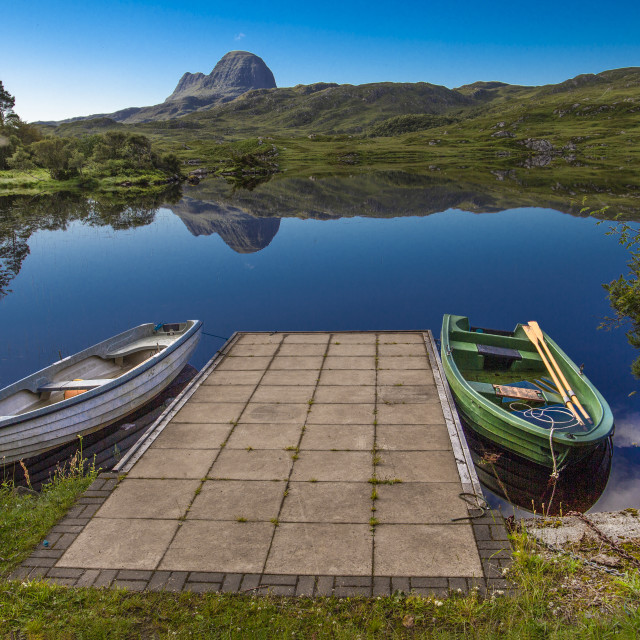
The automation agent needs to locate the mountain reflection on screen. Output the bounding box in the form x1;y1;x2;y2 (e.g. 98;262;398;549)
166;170;639;254
166;196;280;253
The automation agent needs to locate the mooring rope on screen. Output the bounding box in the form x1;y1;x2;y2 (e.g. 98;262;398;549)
507;402;578;514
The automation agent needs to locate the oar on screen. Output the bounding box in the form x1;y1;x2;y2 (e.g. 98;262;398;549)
528;321;592;425
522;325;585;426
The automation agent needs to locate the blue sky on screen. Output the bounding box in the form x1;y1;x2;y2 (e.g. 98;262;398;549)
2;0;639;122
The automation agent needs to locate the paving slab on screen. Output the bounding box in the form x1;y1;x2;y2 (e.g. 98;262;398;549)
377;451;460;483
378;356;430;370
225;423;302;450
173;402;245;424
190;385;256;403
95;479;199;520
376;403;444;424
291;451;373;482
230;344;280;357
238;334;284;345
331;333;377;344
188;480;285;521
300;424;373;450
377;385;439;404
313;385;376;404
375;483;468;523
374;524;483;577
280;482;372;523
241;402;309;424
278;343;328;356
376;425;452;451
318;369;376;386
266;523;372;575
323;356;376;370
209;449;293;480
58;518;178;570
34;331;499;596
327;344;377;357
217;356;273;371
378;333;425;343
152;423;231;449
270;356;324;370
307;403;375;425
202;370;264;386
261;370;320;386
283;334;330;344
160;521;274;573
250;385;315;403
128;449;219;479
378;343;427;356
377;369;435;386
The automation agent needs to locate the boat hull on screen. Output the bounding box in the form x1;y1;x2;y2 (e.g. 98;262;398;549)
0;322;201;464
441;314;614;467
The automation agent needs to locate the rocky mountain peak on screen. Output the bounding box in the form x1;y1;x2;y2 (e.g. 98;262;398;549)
165;51;276;103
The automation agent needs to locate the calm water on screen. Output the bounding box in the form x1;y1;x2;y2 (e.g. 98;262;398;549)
1;173;639;512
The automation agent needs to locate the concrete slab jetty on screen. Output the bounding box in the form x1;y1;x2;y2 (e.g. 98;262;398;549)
11;332;512;596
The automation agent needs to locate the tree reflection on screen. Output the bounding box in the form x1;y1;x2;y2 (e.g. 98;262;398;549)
0;189;179;297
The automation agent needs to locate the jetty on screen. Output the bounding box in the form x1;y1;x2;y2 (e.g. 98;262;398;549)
11;332;512;596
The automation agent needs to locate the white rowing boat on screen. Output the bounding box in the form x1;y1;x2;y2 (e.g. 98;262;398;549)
0;321;202;463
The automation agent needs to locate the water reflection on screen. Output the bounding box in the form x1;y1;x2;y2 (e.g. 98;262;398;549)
0;190;179;297
167;196;280;253
463;420;612;515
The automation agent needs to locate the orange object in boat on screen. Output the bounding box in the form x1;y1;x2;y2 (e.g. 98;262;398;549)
64;379;87;400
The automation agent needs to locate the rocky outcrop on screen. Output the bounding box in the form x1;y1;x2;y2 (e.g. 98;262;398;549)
165;51;276;103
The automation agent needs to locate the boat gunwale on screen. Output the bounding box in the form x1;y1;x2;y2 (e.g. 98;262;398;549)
441;314;614;447
0;320;202;428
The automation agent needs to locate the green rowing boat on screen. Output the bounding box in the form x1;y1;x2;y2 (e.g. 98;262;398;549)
440;314;614;467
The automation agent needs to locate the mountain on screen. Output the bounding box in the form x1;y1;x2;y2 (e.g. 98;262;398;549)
49;51;277;126
166;51;276;103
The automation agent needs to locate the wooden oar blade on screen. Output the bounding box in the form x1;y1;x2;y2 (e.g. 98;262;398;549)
528;320;592;426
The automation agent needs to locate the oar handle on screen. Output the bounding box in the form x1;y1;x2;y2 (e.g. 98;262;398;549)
528;321;592;424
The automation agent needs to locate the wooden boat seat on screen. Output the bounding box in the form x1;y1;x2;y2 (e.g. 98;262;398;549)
37;379;113;392
467;381;562;404
476;344;521;361
105;337;174;359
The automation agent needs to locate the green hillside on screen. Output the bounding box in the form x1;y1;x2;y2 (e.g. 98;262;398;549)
9;66;640;204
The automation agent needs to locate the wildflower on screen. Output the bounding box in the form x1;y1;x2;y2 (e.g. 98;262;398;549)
434;600;443;607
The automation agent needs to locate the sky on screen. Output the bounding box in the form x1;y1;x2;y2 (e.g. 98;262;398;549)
2;0;639;122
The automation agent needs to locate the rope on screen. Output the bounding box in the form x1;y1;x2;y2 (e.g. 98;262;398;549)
507;401;578;515
566;511;640;570
202;331;230;341
451;492;490;521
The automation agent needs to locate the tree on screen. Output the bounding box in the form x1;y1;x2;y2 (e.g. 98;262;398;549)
31;137;78;180
0;81;16;127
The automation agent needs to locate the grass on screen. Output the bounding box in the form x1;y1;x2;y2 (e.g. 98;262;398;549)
0;526;638;638
1;465;640;638
0;451;96;576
